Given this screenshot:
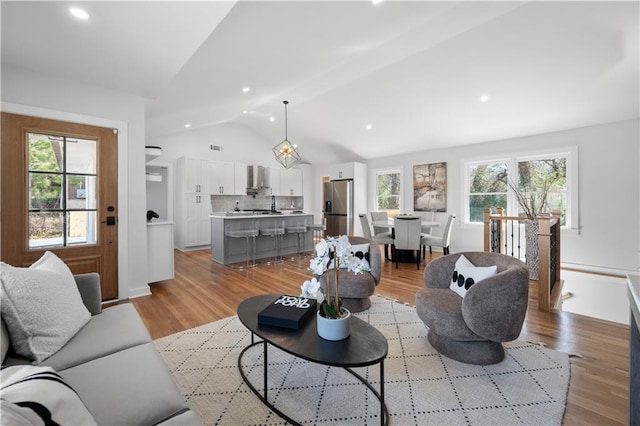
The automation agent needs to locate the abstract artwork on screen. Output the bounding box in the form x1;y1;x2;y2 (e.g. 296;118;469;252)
413;162;446;212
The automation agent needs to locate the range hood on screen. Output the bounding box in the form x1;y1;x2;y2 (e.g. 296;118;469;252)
246;165;270;194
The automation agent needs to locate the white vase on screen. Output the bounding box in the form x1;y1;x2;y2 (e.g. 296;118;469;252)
317;308;350;341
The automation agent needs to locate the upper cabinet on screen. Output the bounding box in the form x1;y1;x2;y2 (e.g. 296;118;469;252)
234;163;248;195
209;161;235;195
329;163;355;180
269;167;303;196
280;168;303;196
179;157;211;194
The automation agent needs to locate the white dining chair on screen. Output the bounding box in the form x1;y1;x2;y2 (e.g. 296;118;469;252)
369;211;393;260
421;214;456;256
359;214;394;260
393;216;422;269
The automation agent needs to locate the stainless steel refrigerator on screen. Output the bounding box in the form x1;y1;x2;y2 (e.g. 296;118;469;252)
323;180;353;237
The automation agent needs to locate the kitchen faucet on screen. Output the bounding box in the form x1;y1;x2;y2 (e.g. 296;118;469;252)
270;195;276;213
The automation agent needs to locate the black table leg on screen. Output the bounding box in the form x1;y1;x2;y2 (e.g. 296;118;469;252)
263;340;268;401
380;360;385;426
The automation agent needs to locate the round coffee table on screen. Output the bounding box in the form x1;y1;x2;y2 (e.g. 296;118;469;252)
237;294;389;425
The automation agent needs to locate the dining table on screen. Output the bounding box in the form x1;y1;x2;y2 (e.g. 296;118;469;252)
371;218;440;264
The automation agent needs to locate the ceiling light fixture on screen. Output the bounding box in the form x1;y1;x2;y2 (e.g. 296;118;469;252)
480;95;490;102
185;124;191;128
242;87;250;93
69;7;89;20
272;100;301;169
366;124;373;130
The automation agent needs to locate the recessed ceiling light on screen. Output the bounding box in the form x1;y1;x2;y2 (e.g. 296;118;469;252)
185;124;191;128
69;7;89;20
372;0;384;4
479;95;490;102
269;117;275;122
242;87;250;93
242;110;248;115
366;124;373;130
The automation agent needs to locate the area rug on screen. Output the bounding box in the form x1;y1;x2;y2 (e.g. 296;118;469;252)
154;295;570;425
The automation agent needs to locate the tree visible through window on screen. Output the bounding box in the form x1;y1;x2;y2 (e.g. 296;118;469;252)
376;170;401;214
466;153;570;227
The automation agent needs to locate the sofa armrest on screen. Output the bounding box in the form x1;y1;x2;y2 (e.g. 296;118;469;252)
74;273;102;315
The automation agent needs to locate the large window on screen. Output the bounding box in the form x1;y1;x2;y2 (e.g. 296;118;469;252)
464;149;577;229
375;169;401;216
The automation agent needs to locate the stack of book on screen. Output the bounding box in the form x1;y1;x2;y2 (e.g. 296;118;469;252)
257;295;317;329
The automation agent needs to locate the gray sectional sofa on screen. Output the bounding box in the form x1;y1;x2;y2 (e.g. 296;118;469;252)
1;273;200;425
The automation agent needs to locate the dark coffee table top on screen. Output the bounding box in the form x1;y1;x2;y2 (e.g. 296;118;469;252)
237;294;388;367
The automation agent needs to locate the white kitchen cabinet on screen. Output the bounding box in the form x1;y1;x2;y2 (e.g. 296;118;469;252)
329;163;355;180
182;194;211;248
268;167;282;196
175;156;212;250
234;163;248;195
209;161;235;195
183;157;211;194
147;222;174;283
280;168;303;196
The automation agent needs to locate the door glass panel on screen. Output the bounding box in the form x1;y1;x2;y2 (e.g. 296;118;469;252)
67;211;97;245
28;134;63;172
29;173;62;209
29;212;63;248
28;132;98;249
66;138;96;174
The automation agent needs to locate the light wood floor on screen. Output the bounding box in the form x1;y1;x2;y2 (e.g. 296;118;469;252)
130;249;630;425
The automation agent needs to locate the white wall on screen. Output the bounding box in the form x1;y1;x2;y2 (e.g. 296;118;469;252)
367;119;640;275
1;65;150;299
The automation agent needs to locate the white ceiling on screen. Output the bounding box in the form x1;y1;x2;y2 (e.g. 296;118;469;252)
2;1;638;164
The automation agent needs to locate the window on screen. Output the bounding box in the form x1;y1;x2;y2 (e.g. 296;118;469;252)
464;148;577;230
375;169;401;216
28;133;98;248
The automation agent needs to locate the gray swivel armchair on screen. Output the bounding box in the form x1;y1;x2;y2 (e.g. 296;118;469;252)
415;252;529;365
317;236;381;312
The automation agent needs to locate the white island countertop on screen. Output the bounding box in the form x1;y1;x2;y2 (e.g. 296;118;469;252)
209;212;311;219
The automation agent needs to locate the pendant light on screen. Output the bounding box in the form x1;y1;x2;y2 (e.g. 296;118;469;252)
272;100;301;169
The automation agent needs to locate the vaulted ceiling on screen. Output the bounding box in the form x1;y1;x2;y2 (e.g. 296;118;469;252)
2;1;638;164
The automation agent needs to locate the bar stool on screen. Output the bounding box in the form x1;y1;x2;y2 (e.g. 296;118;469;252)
306;218;326;254
285;218;307;260
259;219;285;265
225;220;259;269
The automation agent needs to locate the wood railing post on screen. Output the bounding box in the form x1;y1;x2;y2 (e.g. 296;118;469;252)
537;215;551;311
483;208;491;252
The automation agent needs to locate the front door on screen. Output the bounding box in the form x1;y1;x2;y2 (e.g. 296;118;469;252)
1;113;118;301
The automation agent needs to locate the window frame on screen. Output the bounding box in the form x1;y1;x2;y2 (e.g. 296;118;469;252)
462;147;579;234
373;167;402;214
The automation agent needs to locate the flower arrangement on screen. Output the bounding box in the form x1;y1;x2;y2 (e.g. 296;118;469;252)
496;170;561;220
301;235;370;319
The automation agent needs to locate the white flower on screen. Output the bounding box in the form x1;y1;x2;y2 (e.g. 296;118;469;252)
308;257;326;276
315;239;329;258
301;277;324;303
345;255;370;274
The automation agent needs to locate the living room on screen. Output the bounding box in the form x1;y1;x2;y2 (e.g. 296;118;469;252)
1;1;638;425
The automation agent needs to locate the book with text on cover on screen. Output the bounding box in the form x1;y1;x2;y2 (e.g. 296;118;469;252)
257;295;317;329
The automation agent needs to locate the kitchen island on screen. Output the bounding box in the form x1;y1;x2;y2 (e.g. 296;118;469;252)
209;213;314;265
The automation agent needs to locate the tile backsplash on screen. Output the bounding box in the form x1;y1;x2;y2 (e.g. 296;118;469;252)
210;194;303;212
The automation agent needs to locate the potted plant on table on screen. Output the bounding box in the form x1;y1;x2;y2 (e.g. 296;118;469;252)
301;235;370;340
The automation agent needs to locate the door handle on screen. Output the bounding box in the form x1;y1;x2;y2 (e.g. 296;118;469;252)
101;216;116;226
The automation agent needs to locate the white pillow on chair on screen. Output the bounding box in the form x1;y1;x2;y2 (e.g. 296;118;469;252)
449;254;497;298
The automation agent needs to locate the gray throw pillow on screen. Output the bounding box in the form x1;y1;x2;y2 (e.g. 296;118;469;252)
0;251;91;363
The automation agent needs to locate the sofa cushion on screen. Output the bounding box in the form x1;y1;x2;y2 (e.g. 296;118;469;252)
0;365;97;425
59;342;189;426
0;252;91;363
449;254;497;298
37;304;151;371
415;287;480;341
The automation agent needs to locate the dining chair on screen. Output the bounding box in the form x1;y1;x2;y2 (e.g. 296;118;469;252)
393;216;422;269
359;214;394;260
421;214;456;256
369;211;393;259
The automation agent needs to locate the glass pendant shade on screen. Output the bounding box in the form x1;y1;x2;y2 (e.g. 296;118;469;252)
273;139;300;169
273;100;300;169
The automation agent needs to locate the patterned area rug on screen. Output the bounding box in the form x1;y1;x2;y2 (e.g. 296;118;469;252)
154;296;570;425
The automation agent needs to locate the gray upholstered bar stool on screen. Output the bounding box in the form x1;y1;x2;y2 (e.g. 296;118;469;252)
259;219;285;265
285;218;308;260
225;220;259;269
